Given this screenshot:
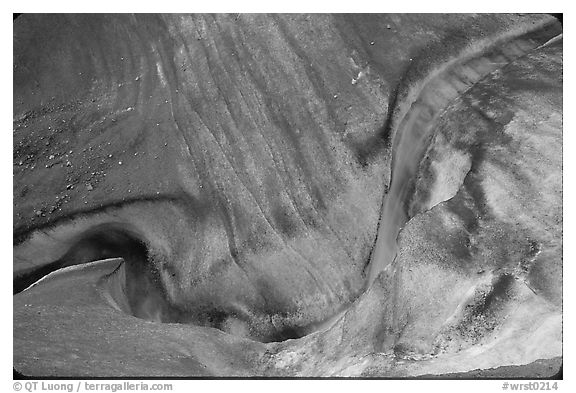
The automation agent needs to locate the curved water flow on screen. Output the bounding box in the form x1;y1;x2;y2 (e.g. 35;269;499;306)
367;24;562;284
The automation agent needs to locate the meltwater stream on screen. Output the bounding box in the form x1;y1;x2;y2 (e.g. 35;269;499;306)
366;25;562;284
